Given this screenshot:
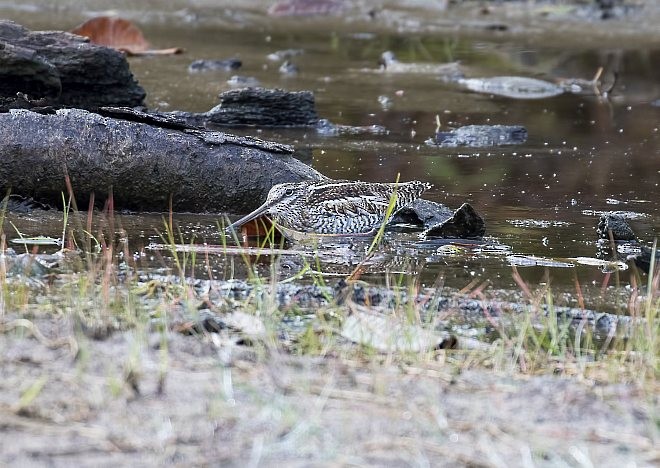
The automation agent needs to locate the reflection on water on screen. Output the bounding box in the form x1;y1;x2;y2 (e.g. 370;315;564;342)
2;11;659;303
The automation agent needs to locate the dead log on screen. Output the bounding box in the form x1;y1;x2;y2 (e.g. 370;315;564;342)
0;20;145;111
168;87;319;127
0;108;324;213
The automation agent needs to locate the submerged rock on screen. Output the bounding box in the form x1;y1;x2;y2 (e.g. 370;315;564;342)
188;58;242;73
315;118;387;136
427;125;528;148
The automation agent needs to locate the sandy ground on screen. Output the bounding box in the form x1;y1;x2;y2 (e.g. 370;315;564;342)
1;315;657;467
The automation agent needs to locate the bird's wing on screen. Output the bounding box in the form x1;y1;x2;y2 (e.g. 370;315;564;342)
322;195;390;216
307;183;396;217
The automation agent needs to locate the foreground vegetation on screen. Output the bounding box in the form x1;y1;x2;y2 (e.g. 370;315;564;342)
0;203;657;465
2;201;657;383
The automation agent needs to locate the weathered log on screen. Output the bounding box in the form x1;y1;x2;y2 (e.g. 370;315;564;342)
0;108;324;213
168;87;319;127
0;20;145;111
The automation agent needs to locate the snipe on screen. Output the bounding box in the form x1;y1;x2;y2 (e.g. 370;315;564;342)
226;179;431;240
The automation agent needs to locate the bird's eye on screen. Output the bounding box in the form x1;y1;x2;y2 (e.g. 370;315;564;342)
284;189;294;196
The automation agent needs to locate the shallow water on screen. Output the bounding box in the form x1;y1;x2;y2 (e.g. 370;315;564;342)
3;5;659;307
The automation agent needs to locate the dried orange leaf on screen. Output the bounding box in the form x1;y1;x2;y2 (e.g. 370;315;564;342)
71;16;183;55
71;17;149;51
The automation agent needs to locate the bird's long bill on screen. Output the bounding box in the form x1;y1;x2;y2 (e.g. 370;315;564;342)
225;203;271;234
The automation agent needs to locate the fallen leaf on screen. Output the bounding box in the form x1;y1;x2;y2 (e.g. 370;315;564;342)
71;16;183;56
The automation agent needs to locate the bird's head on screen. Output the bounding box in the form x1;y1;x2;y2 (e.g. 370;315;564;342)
263;182;306;213
225;182;307;233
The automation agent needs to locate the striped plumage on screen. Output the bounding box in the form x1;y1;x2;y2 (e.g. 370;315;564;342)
227;180;431;239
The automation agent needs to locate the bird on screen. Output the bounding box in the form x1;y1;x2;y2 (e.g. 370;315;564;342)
226;180;432;240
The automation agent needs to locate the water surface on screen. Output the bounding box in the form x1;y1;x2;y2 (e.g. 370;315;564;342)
4;8;659;308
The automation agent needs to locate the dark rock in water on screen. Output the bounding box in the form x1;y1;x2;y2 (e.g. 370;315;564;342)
121;88;321;130
0;108;323;213
597;214;636;241
427;125;528;148
394;199;486;240
423;203;485;239
392;199;453;230
0;20;145;111
627;246;660;274
205;88;318;127
188;58;242;73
